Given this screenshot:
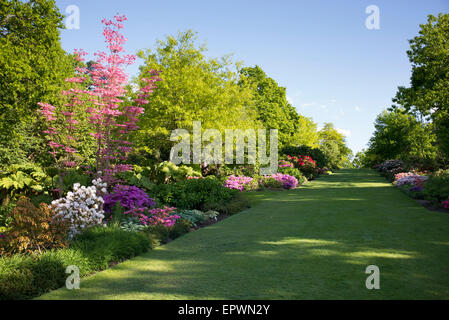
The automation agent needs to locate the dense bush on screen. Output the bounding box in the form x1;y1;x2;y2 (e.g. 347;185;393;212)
265;173;298;190
0;226;151;300
423;169;449;203
286;155;317;179
204;192;250;215
374;159;405;181
0;197;68;256
281;145;328;168
259;177;284;189
51;179;106;238
103;185;155;215
154;177;236;211
224;175;258;191
278;166;306;185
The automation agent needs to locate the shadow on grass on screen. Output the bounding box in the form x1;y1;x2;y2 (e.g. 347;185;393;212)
39;169;449;300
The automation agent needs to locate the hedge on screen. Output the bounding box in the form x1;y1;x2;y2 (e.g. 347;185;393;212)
0;226;152;300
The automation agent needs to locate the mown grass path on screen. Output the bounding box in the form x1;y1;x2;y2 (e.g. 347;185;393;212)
39;169;449;299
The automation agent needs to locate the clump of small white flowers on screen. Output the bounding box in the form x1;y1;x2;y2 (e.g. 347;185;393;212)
52;178;107;238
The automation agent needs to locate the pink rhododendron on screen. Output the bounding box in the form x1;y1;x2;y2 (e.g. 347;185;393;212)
125;206;180;227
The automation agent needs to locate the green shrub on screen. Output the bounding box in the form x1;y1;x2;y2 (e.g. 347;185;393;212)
423;169;449;202
169;219;191;239
0;226;152;300
176;209;208;227
70;226;151;270
281;145;329;168
154;161;202;184
205;192;250;215
259;177;284;189
154;176;236;210
0;255;34;300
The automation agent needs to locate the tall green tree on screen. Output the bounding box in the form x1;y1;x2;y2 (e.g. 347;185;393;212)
0;0;74;166
238;66;299;149
291;115;319;148
134;30;259;160
318;123;353;168
365;109;438;166
393;13;449;158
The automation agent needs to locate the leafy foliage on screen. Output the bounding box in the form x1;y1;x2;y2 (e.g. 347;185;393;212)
154;176;236;211
0;0;74;168
364;109;438;167
393;13;449;159
318;123;353;169
0;225;151;300
0;197;68;255
238;66;316;149
134;30;259;160
423;169;449;203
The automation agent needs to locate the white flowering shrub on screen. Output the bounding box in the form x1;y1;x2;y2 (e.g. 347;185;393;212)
51;178;107;238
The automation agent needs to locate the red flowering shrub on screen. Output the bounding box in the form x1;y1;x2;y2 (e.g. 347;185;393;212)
287;155;317;179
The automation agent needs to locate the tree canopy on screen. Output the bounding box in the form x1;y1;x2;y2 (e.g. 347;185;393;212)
134;30;259;160
393;13;449;158
0;0;74;165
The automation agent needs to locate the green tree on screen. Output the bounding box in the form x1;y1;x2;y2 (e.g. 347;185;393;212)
238;65;310;149
291;115;320;148
393;13;449;158
365;109;438;166
318;123;353;169
134;30;259;160
0;0;74;166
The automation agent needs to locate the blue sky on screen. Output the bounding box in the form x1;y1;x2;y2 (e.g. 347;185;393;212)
54;0;449;154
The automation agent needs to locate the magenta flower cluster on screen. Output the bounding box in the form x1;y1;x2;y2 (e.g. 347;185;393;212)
268;173;298;190
103;185;155;213
443;197;449;209
224;175;254;191
125;206;180;227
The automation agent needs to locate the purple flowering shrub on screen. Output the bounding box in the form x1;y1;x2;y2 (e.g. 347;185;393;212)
104;185;155;214
266;173;298;190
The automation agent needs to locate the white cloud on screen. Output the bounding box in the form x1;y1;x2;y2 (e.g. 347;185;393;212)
354;105;361;112
336;128;351;137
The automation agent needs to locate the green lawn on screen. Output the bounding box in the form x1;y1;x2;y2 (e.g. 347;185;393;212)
38;169;449;299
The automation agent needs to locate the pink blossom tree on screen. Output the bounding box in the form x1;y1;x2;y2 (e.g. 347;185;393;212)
38;14;161;193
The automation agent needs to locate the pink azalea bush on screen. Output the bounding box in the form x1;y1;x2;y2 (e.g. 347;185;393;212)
224;175;254;191
124;206;180;227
